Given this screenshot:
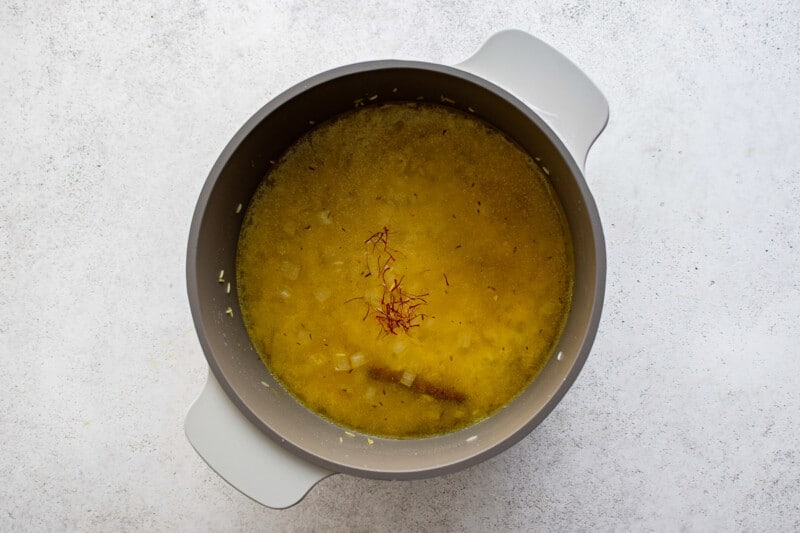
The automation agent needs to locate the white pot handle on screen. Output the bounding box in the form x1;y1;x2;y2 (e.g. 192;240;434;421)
456;29;609;172
185;371;333;509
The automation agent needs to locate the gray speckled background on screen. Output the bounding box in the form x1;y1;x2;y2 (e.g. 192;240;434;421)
2;1;799;530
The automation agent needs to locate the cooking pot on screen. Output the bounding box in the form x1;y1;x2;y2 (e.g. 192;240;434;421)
185;30;608;508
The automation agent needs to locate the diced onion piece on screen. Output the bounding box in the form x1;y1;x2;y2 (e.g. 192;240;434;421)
314;288;331;302
400;371;416;387
363;286;382;305
383;271;398;287
296;329;311;346
364;386;376;400
349;352;366;368
282;221;297;235
278;288;292;299
393;341;406;354
280;261;300;280
457;331;471;348
334;353;351;372
319;210;333;224
539;300;557;315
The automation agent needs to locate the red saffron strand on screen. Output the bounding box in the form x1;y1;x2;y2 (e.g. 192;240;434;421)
361;227;426;336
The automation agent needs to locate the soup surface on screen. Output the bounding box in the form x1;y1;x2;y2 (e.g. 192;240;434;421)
237;102;573;438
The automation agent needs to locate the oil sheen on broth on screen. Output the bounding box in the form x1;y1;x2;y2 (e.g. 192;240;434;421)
237;103;573;438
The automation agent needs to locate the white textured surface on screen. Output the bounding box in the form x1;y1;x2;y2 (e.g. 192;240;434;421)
2;1;799;530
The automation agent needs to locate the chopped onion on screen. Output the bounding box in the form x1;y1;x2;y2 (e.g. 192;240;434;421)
278;288;292;299
334;353;351;372
457;331;471;348
349;352;366;368
314;288;331;302
400;371;416;387
296;329;311;346
392;341;406;354
280;261;300;280
282;221;297;235
319;210;332;224
539;300;557;315
363;286;382;305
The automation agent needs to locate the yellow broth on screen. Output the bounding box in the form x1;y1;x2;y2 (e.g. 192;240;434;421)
236;103;573;438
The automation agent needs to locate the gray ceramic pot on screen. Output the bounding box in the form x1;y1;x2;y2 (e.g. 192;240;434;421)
186;30;608;508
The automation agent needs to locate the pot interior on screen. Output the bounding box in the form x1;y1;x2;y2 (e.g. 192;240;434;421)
187;61;604;479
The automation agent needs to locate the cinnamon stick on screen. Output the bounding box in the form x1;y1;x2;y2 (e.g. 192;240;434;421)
366;366;466;404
